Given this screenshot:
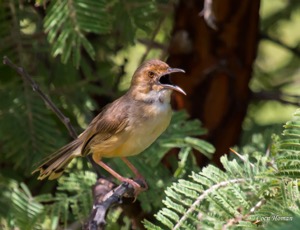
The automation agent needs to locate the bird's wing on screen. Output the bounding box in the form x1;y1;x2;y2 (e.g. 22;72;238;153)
80;99;130;156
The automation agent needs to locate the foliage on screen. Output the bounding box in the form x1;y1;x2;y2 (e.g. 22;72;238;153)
0;111;214;229
246;0;300;129
110;111;215;212
0;0;169;175
1;0;300;229
3;106;300;229
44;0;160;67
0;171;96;229
144;109;300;229
0;0;177;228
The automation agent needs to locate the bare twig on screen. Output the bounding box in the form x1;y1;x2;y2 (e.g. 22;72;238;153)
3;56;78;139
3;56;103;175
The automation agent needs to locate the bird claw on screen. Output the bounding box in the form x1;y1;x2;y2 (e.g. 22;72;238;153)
121;178;147;201
134;177;148;190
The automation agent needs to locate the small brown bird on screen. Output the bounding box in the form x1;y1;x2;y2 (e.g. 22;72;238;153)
33;59;186;195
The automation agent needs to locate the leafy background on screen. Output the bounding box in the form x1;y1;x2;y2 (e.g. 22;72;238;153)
1;0;300;229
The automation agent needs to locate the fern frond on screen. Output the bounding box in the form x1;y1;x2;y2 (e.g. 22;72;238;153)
144;156;250;230
45;171;96;225
44;0;163;67
145;109;300;229
44;0;112;67
0;179;45;230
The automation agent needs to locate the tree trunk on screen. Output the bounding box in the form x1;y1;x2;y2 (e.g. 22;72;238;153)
168;0;260;167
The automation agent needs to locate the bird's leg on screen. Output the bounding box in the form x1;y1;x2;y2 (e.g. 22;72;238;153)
121;157;148;190
95;160;146;197
121;157;142;178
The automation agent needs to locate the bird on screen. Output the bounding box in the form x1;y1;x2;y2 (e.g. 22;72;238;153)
32;59;186;195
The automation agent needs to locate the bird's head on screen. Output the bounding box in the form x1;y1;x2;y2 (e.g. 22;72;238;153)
129;59;186;98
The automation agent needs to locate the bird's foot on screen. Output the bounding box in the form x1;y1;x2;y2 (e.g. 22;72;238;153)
121;178;147;200
134;177;148;190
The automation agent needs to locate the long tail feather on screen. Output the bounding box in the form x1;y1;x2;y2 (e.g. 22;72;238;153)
32;139;82;180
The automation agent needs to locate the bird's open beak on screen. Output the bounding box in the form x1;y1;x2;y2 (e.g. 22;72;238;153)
158;67;186;95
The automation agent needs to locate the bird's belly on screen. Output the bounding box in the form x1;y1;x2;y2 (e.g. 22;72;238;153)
115;118;170;157
92;105;172;158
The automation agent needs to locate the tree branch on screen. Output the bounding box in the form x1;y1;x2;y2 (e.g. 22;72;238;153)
3;56;78;139
253;90;300;107
84;179;137;230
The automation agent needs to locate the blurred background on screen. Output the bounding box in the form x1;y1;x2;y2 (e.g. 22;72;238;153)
1;0;300;229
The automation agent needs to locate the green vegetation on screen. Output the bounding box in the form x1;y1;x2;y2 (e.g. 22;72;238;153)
1;0;300;229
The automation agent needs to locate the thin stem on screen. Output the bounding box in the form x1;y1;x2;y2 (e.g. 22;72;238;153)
3;56;78;139
230;148;254;168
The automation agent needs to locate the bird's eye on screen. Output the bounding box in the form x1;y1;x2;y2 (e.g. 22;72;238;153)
148;71;155;78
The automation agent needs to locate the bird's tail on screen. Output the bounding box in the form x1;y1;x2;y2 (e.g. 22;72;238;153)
32;139;82;180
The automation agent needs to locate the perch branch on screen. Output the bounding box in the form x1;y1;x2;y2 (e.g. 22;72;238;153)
84;179;138;230
3;56;140;229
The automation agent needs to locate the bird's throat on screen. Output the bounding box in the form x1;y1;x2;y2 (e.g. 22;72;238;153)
130;87;172;105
